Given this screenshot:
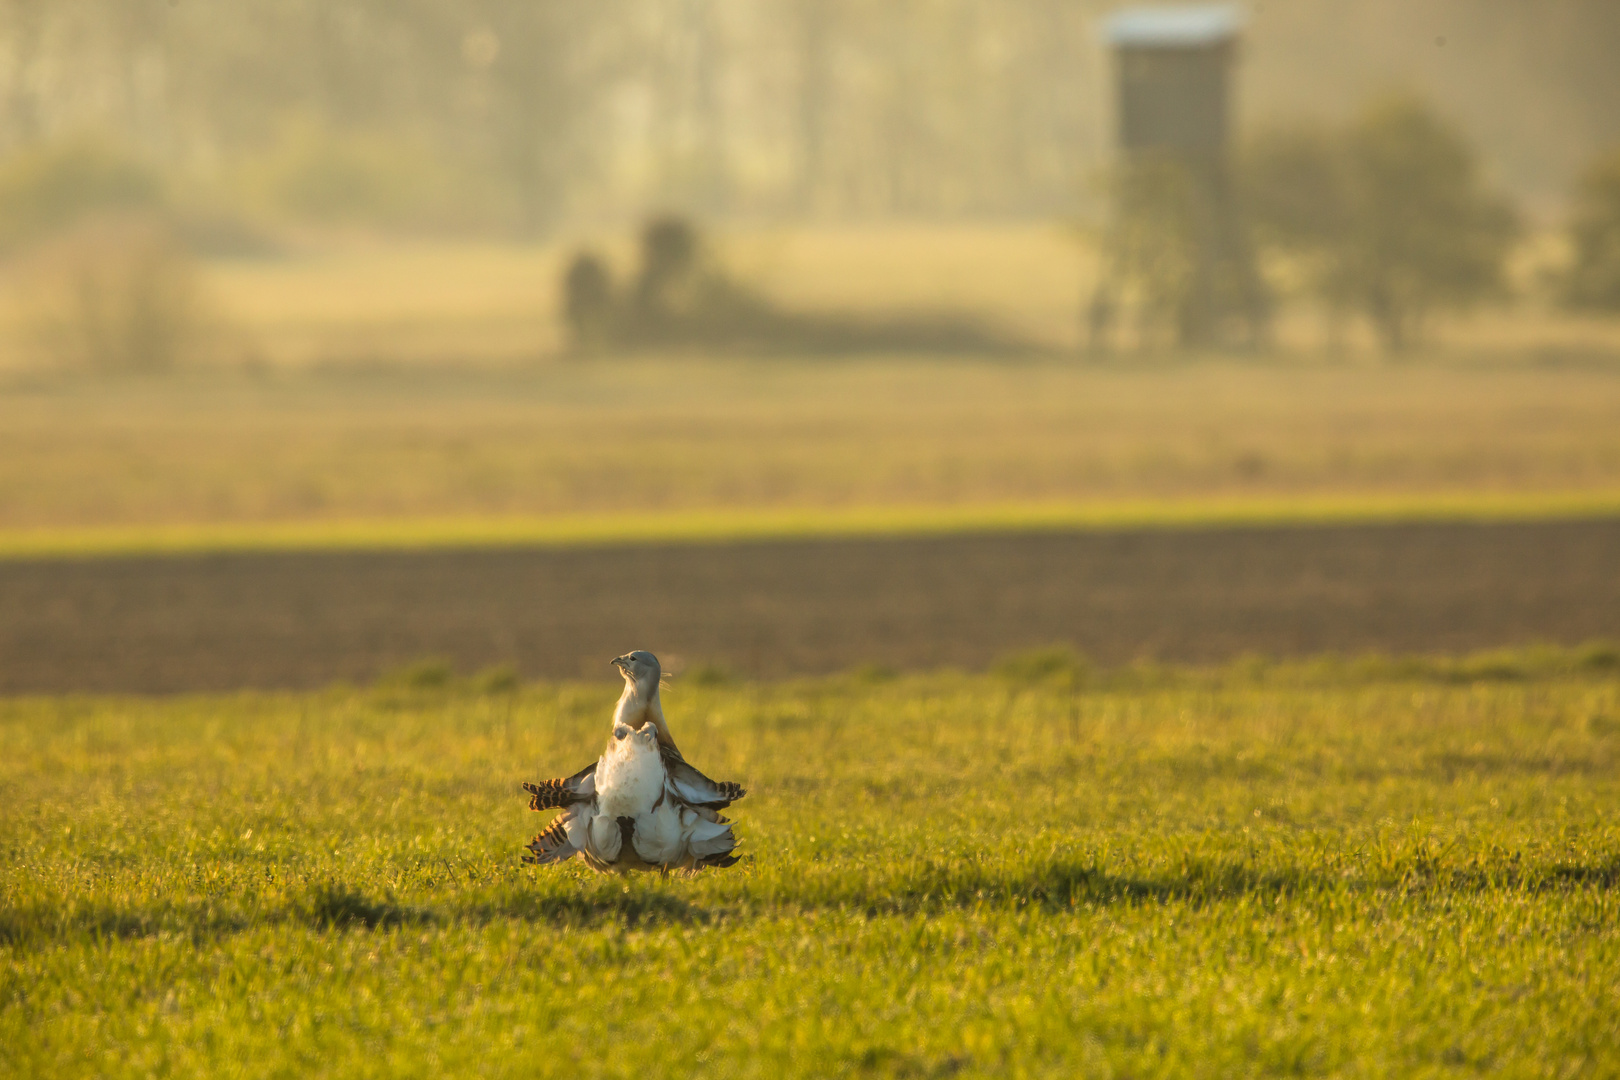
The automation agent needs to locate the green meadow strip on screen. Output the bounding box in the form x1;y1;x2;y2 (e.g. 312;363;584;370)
3;661;1618;1076
3;489;1620;559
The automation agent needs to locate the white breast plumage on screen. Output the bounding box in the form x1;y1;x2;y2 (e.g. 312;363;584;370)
594;726;666;819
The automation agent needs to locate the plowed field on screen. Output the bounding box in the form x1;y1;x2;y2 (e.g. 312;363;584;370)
3;518;1617;692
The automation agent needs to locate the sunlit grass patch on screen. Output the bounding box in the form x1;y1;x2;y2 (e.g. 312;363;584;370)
3;489;1620;560
5;358;1620;543
2;654;1617;1076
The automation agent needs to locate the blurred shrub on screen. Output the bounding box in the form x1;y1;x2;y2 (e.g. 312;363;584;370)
234;114;509;231
0;135;274;259
1575;640;1620;672
683;662;734;688
849;662;898;684
21;215;209;373
560;214;1016;355
1561;148;1620;311
473;664;521;694
562;251;615;352
377;657;456;691
991;645;1093;689
0;137;164;253
618;214;780;346
1243;95;1519;351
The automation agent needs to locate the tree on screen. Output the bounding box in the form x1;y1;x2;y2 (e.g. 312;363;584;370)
561;252;614;353
1244;95;1519;351
1562;148;1620;311
1097;153;1268;350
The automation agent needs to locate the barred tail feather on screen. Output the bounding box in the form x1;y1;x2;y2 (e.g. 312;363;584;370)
661;748;747;809
522;815;579;865
523;762;596;811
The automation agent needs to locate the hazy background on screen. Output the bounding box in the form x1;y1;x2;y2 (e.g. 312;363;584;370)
2;0;1616;225
1;0;1618;546
0;1;1615;371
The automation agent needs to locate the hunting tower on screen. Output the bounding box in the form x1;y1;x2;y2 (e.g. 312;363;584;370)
1096;5;1264;348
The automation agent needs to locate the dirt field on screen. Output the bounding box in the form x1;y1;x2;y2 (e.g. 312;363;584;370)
3;518;1616;693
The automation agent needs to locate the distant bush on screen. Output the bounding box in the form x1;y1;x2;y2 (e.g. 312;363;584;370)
0;137;164;253
1575;640;1620;672
562;214;782;352
683;662;734;688
1215;642;1620;689
560;214;1018;355
473;664;521;694
848;662;898;684
377;657;456;691
991;645;1093;688
21;215;209;373
1243;94;1519;351
232;114;509;231
1561;148;1620;312
0;135;274;259
561;251;615;352
986;642;1620;693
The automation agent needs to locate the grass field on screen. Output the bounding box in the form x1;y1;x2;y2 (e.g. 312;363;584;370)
4;357;1620;548
4;223;1620;373
4;648;1618;1077
6;491;1620;560
2;223;1619;554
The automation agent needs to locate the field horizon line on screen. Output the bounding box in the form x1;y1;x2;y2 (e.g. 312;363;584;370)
3;489;1619;560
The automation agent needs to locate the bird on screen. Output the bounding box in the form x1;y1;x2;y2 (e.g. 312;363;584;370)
521;651;746;873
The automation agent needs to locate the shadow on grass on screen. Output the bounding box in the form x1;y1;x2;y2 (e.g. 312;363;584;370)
284;879;706;932
291;881;431;931
810;850;1620;915
7;853;1616;947
464;886;707;928
0;901;253;945
0;879;707;947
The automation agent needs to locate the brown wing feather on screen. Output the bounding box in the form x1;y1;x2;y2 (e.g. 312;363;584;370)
522;815;578;865
660;744;746;808
522;762;596;811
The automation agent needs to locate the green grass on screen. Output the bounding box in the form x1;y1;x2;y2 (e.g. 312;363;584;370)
4;649;1619;1077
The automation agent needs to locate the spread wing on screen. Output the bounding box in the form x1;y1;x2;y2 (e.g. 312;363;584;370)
522;762;596;811
523;807;584;865
660;744;745;809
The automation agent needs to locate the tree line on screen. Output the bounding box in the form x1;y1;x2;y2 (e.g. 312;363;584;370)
2;0;1619;229
1098;95;1620;353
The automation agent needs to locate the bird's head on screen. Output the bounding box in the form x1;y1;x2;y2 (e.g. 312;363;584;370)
610;722;659;754
611;650;661;695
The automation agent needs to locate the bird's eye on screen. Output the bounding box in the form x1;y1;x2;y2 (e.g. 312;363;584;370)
615;728;628;740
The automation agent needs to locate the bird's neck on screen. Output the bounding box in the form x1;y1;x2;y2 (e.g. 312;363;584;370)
614;680;678;753
612;681;649;726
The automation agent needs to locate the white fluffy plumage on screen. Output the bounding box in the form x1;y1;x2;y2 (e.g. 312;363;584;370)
521;651;746;874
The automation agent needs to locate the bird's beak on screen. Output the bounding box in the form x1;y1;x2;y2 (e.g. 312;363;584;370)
611;655;630;672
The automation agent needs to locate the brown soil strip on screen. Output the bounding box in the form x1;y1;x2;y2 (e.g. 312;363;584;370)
2;520;1617;693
